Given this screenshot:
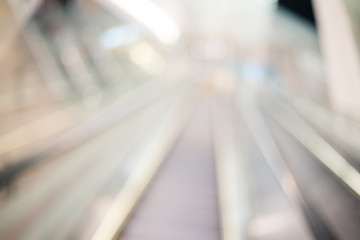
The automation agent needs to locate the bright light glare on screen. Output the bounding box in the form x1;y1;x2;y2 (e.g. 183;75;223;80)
97;0;180;44
240;61;267;86
100;25;141;49
129;42;166;75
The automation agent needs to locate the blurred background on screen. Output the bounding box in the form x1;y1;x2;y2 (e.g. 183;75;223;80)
1;0;360;239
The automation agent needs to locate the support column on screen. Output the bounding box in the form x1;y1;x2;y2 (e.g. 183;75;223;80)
312;0;360;119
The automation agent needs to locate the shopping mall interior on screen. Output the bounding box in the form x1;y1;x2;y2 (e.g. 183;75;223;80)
0;0;360;239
